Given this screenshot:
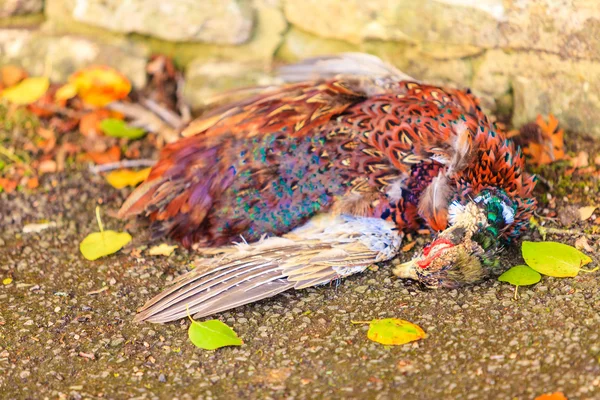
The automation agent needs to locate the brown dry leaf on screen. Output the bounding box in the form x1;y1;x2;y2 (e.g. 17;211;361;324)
570;151;589;168
1;65;27;87
574;236;593;253
85;145;121;165
578;205;596;221
534;392;568;400
50;116;80;134
37;127;57;154
0;178;18;193
69;66;131;107
524;114;565;165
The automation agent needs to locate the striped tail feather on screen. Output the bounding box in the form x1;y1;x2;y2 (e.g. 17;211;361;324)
134;214;403;323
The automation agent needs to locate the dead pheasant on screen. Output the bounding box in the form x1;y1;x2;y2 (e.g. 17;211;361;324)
119;53;537;323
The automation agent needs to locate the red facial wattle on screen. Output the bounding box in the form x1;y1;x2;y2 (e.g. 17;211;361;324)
417;238;455;269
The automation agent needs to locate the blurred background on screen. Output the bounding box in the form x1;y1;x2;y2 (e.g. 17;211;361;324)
1;0;599;136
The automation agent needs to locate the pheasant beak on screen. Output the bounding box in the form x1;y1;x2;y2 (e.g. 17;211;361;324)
393;202;488;288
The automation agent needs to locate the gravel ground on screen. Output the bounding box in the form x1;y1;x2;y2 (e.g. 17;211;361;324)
1;167;599;400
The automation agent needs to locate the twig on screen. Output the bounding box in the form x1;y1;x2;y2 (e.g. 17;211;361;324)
540;226;600;239
89;159;156;174
141;98;184;129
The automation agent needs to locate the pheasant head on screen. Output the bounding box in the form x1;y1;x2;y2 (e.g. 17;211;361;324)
394;122;537;288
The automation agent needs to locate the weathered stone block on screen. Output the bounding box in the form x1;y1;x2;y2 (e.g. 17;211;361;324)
46;0;254;44
183;61;276;108
473;50;600;137
0;29;148;88
0;0;43;17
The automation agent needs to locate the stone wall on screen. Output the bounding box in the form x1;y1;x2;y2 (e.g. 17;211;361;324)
1;0;599;137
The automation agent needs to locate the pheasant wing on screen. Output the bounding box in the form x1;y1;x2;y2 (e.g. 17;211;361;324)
134;215;403;323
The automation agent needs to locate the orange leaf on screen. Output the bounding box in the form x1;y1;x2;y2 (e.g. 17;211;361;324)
69;66;131;108
570;151;589;168
1;65;27;87
26;177;39;189
85;145;121;165
401;241;416;252
526;114;565;166
534;392;568;400
0;178;18;193
79;109;124;136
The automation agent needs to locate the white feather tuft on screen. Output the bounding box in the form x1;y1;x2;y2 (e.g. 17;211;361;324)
385;177;405;203
448;121;472;174
418;174;451;219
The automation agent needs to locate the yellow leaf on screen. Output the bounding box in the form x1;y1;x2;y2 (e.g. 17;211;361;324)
353;318;427;346
2;278;13;285
105;168;151;189
578;206;596;221
79;206;132;260
80;231;132;260
55;83;78;102
1;76;50;105
69;66;131;107
148;243;178;256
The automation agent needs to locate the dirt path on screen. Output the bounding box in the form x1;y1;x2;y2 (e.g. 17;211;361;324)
1;148;599;399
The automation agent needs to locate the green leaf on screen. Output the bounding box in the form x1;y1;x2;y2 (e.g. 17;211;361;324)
363;318;427;346
188;319;243;350
2;76;49;105
79;206;132;260
100;118;146;139
498;265;541;286
522;241;593;277
80;230;132;260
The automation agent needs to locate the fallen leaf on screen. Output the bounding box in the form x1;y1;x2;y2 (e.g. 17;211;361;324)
1;65;27;87
80;206;132;261
354;318;427;346
69;66;131;107
534;392;568;400
523;114;565;165
0;178;18;193
574;236;593;253
570;151;589;168
188;319;243;350
2;278;13;285
401;241;416;252
85;145;121;165
522;241;594;277
54;83;78;102
100;118;146;140
498;265;541;286
26;177;39;189
578;206;596;221
79;109;122;137
37;159;57;174
148;243;178;256
2;76;50;105
105;168;151;189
